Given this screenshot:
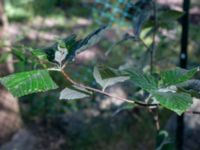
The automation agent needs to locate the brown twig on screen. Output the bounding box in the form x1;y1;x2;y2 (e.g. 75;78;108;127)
185;111;200;115
60;69;158;107
151;0;160;131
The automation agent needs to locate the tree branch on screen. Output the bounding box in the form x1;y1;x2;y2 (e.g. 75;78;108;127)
60;69;158;107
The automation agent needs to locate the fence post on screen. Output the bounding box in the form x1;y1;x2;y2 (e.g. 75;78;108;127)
176;0;190;149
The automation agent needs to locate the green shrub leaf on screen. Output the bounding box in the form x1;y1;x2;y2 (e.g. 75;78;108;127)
158;10;184;21
0;70;58;97
161;67;198;86
127;70;158;92
43;26;108;64
152;91;192;115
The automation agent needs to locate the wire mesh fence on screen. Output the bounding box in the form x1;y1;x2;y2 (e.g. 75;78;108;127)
92;0;134;28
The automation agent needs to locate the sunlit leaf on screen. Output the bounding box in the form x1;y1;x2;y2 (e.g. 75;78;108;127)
152;91;192;115
0;70;58;97
160;67;198;86
54;44;68;65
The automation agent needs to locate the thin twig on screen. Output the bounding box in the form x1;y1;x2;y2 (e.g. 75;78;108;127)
185;111;200;115
151;0;160;131
60;69;158;107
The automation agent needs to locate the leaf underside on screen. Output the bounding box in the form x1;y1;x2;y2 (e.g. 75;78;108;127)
59;87;89;100
93;66;129;90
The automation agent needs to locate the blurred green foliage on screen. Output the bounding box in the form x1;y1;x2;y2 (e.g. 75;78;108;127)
5;0;86;21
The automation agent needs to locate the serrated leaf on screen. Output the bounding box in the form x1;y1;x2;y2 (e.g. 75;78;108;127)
0;70;58;97
93;66;129;91
59;88;89;100
127;69;158;92
152;91;192;115
161;67;198;86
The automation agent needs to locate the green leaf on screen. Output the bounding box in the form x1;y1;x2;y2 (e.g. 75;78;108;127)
144;10;184;29
30;48;48;61
177;79;200;98
43;25;108;64
152;91;192;115
0;52;10;63
0;70;58;97
158;10;184;29
93;66;129;91
158;10;184;21
66;25;108;61
161;67;198;86
75;25;108;52
59;87;90;100
12;48;26;61
127;69;158;92
44;34;78;63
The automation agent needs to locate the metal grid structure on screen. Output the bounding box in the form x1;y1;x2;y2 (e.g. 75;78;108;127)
93;0;134;28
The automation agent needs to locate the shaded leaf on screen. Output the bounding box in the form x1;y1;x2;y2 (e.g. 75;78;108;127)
177;79;200;98
144;10;184;29
156;130;173;150
158;10;184;21
0;70;58;97
30;48;48;61
66;25;108;61
0;52;10;63
152;91;192;115
44;34;78;63
43;26;108;64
